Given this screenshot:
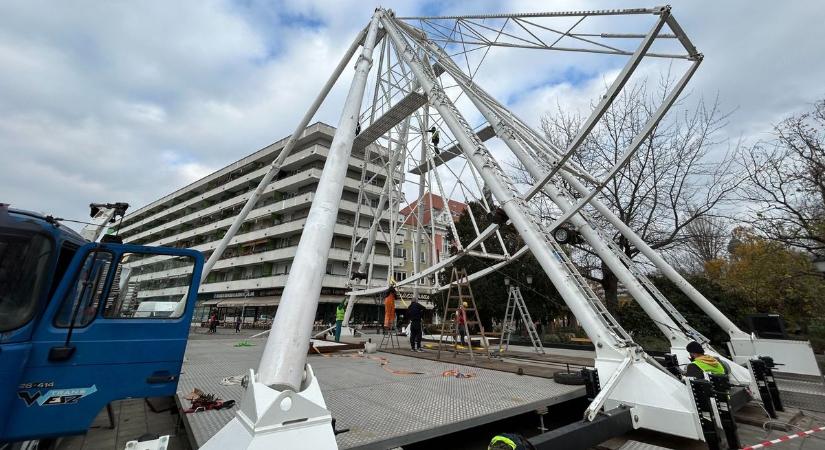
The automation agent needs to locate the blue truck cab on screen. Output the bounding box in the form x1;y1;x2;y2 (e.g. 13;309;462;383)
0;205;203;443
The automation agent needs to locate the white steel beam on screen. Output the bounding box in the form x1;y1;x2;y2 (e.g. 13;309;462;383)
543;58;700;233
522;8;669;201
258;15;382;390
176;26;371;320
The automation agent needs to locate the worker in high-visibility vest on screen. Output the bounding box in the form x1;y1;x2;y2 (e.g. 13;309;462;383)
334;298;348;343
488;432;534;450
684;341;727;378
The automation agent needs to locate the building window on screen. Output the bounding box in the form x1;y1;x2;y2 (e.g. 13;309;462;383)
393;271;407;282
393;247;406;259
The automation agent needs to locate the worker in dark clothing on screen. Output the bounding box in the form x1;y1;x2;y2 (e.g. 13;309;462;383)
428;126;440;154
684;341;727;378
407;298;425;352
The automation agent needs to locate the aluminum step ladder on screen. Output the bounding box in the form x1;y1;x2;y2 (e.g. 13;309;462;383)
379;322;402;350
437;267;491;362
499;286;545;354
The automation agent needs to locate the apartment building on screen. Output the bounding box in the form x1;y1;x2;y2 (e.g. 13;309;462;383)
397;193;468;283
117;122;401;324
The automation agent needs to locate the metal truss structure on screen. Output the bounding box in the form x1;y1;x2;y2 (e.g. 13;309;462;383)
200;7;822;449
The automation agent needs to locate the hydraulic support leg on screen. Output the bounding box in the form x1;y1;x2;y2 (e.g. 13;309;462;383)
709;374;741;450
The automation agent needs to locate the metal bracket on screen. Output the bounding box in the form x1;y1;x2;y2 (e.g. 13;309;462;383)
200;365;337;450
584;356;632;421
529;406;634;450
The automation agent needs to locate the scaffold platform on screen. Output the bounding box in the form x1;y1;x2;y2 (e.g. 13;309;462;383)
176;339;585;449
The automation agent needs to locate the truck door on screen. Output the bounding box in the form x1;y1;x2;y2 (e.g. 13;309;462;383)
3;243;203;442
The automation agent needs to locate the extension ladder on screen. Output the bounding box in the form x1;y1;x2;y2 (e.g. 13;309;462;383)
437;267;491;362
500;286;545;354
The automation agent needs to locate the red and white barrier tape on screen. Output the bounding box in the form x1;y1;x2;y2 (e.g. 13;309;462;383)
741;425;825;449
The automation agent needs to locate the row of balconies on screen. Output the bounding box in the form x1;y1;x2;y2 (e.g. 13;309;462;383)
120;144;392;236
136;272;389;299
126;168;389;245
122;123;336;225
129;246;400;284
125;220;398;271
129;192;397;257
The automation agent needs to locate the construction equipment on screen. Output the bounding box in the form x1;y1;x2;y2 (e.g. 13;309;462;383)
499;285;545;355
437;268;491;361
0;203;204;444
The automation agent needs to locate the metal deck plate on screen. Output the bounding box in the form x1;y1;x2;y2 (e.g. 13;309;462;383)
177;339;584;449
775;376;825;412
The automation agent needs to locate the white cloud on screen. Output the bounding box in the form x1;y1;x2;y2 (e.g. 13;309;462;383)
1;0;823;227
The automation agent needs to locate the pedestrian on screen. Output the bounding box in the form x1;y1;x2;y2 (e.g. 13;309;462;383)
235;316;241;334
455;302;468;346
684;341;728;378
428;126;440;154
209;312;218;334
407;297;425;352
334;297;348;343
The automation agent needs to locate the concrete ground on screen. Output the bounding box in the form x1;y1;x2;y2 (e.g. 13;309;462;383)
56;398;189;450
53;327;825;450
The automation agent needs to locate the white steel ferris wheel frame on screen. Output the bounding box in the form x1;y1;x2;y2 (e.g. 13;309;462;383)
200;6;822;449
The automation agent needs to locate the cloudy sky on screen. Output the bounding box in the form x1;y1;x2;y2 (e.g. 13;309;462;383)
2;0;824;227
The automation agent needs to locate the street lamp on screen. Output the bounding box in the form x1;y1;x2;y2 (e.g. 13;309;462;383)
526;275;533;285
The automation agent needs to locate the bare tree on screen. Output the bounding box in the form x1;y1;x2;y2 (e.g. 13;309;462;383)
513;75;741;311
739;98;825;255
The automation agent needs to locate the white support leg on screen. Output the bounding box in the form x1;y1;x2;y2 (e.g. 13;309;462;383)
203;14;382;450
200;366;337;450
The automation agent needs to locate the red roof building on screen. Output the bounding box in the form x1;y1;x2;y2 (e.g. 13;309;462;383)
400;192;467;227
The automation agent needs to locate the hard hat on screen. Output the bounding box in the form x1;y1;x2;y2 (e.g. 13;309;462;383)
462;302;468;307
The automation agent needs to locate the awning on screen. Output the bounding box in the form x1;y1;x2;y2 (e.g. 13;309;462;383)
395;300;435;310
201;300;220;306
216;296;280;307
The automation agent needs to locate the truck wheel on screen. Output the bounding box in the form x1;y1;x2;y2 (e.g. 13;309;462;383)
553;370;586;385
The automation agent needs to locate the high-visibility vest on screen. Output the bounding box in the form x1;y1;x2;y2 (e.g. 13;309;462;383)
488;435;517;450
691;356;726;375
336;302;346;321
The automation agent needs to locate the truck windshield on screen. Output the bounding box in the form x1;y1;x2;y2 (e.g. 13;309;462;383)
0;232;53;331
